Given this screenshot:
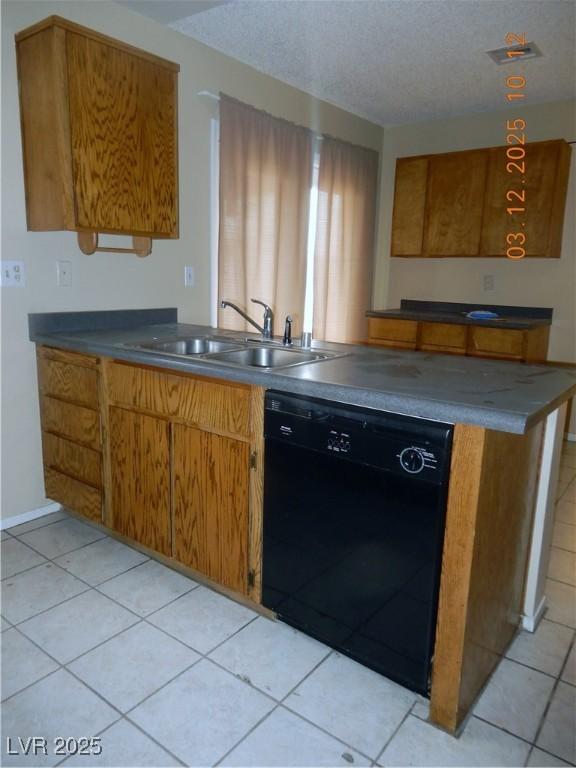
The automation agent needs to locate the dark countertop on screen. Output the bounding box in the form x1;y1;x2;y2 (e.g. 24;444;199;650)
367;300;553;330
29;310;575;435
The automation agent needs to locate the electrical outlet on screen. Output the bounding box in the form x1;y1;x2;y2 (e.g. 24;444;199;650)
0;260;26;287
184;266;195;287
57;260;72;287
483;274;495;291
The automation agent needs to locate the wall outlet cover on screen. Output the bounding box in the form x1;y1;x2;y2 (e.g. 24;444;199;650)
0;260;26;287
184;266;195;287
57;260;72;287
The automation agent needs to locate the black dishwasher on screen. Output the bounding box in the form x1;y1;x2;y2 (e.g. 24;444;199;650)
262;391;453;695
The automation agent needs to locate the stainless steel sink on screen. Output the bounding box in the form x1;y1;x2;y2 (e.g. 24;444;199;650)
128;336;243;356
202;346;333;369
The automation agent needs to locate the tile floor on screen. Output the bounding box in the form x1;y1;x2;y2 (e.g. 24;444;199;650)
1;442;575;767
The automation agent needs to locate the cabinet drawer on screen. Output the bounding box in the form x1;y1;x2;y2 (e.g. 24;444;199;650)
368;318;419;343
44;467;102;522
41;396;101;449
420;322;467;352
107;363;251;438
38;356;99;408
42;433;101;488
468;327;525;359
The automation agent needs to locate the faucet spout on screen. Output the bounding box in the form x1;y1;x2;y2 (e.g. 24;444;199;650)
220;299;273;338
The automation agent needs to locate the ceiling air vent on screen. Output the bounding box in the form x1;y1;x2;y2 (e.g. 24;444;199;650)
486;42;543;65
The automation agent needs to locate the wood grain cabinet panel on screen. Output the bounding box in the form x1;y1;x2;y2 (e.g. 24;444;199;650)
16;16;179;240
42;433;102;488
424;150;488;257
173;424;250;595
41;396;101;450
468;326;525;360
44;467;102;522
480;141;572;258
391;157;428;256
390;140;571;258
420;322;467;353
38;357;99;408
107;363;251;438
109;407;171;556
367;318;418;349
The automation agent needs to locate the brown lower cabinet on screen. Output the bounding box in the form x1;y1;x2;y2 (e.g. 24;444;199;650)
173;424;249;594
36;346;263;600
367;317;550;362
109;407;171;557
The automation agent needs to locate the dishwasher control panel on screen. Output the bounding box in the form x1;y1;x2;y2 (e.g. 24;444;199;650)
265;391;453;484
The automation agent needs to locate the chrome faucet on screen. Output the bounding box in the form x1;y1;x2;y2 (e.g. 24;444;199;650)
220;298;274;340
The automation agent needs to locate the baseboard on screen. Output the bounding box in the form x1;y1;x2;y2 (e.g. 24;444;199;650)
1;502;62;531
522;595;547;632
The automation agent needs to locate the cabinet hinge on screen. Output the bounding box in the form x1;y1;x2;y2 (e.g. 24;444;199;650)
247;570;256;588
249;451;257;470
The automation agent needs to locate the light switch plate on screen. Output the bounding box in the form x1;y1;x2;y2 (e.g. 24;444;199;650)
57;260;72;287
0;260;26;287
483;274;495;291
184;266;195;287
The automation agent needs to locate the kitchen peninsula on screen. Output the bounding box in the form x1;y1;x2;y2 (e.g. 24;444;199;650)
29;309;576;735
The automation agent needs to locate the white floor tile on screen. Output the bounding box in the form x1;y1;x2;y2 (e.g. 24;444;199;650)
285;652;416;759
536;682;576;764
1;563;88;624
60;720;180;767
526;747;572;767
552;522;576;553
558;466;576;484
18;590;138;663
1;628;58;700
545;579;576;628
210;616;330;700
7;511;69;537
54;537;148;586
473;658;555;741
98;559;196;616
1;530;12;540
68;622;199;712
1;539;46;579
561;642;575;685
1;616;11;631
379;714;530;767
148;585;256;653
222;706;370;767
506;619;574;677
130;659;275;766
548;548;576;587
18;518;105;560
1;669;118;767
555;499;576;526
560;481;576;504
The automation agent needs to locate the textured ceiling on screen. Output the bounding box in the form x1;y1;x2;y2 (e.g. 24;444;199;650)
122;0;576;126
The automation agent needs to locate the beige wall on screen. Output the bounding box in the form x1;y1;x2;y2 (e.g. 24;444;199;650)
1;0;382;520
373;100;576;431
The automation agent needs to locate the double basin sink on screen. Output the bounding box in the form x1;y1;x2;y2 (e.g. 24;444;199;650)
124;335;341;370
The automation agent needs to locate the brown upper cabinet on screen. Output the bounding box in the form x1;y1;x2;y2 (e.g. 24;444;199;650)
391;140;571;258
15;16;179;249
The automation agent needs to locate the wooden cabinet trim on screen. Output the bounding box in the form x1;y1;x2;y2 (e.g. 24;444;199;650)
15;15;180;72
41;395;101;450
38;356;100;409
42;432;102;488
44;466;102;522
107;361;251;439
367;317;418;343
39;345;100;369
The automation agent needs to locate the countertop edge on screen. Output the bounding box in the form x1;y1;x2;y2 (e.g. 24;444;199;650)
33;331;576;436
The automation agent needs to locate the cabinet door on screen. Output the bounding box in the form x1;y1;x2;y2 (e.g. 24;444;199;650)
391;157;428;256
173;424;250;594
109;407;171;555
66;32;177;237
367;318;418;349
480;141;569;258
424;151;488;256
